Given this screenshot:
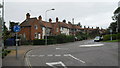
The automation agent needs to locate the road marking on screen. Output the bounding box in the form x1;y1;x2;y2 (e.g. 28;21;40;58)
48;54;53;56
55;55;61;57
79;44;104;47
56;48;68;50
46;61;67;68
31;55;37;57
39;55;45;57
63;54;70;57
25;50;32;68
68;54;85;63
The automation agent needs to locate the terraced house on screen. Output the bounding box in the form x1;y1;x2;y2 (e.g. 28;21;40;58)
18;13;104;40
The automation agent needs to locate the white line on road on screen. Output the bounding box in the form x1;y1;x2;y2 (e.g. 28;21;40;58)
46;61;67;68
48;54;53;57
55;55;61;57
56;48;68;50
63;54;70;57
39;55;45;57
25;50;33;68
79;44;104;47
68;54;85;63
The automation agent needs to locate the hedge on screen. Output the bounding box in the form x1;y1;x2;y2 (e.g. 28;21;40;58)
33;34;75;45
103;33;120;41
33;39;57;45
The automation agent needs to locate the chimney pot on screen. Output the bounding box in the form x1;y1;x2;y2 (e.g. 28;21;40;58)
49;18;52;22
56;17;59;22
26;13;30;19
38;15;42;21
63;19;66;23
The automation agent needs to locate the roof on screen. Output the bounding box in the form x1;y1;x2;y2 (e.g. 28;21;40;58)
59;22;69;28
39;21;53;28
73;25;83;30
20;18;37;26
67;23;73;29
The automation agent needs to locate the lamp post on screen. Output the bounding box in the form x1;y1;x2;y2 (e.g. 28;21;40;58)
110;29;112;41
0;0;4;52
45;8;55;45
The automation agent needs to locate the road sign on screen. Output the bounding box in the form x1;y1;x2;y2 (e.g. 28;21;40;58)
13;25;20;59
13;25;21;32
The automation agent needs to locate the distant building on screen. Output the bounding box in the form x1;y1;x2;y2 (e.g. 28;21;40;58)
18;13;105;40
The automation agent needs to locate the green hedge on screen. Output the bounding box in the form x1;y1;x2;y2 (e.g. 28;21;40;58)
103;33;120;41
33;39;57;45
33;34;75;45
55;34;74;43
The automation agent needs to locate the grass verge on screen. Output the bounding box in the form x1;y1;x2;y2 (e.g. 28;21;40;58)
102;40;120;42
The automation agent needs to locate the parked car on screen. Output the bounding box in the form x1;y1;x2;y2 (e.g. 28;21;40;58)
94;36;103;42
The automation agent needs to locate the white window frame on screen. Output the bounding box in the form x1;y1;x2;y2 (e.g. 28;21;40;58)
35;33;38;39
34;25;38;30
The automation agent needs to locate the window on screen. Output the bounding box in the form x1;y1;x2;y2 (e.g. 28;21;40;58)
34;25;38;29
56;28;59;32
35;33;38;39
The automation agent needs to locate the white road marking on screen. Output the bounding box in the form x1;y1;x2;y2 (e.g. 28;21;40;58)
48;54;53;57
79;44;104;47
25;50;32;68
46;61;67;68
68;54;85;63
55;55;61;57
39;55;45;57
56;48;68;50
63;54;70;57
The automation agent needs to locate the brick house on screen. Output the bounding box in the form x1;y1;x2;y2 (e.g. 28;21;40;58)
38;17;53;39
18;13;43;40
18;13;106;41
52;17;70;35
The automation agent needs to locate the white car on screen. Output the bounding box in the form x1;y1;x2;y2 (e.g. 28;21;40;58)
94;36;102;42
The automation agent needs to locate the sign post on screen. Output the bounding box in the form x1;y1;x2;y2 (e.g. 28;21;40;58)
13;25;20;59
110;29;112;41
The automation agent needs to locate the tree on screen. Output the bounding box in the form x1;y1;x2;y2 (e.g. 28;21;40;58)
108;22;117;34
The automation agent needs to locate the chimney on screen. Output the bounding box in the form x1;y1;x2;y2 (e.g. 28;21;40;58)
63;19;66;23
88;26;89;28
49;18;52;23
92;27;93;29
68;21;71;24
84;26;86;28
26;13;30;19
56;17;59;22
38;15;42;21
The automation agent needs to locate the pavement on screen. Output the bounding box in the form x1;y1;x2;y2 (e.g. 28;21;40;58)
2;45;39;67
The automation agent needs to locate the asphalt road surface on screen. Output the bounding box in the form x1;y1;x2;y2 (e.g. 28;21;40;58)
25;40;118;68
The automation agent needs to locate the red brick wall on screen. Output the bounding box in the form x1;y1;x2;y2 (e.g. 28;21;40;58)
30;20;42;40
52;23;60;35
18;27;31;40
18;19;43;40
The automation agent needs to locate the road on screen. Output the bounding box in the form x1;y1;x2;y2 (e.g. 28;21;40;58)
25;40;118;68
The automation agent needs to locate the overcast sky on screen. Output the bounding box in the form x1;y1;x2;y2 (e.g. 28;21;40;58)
0;0;119;29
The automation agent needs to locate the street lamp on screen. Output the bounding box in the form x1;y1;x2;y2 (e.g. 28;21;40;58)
110;29;112;41
45;8;55;45
0;0;4;51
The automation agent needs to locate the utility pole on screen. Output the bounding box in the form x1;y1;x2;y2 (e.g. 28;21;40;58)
1;0;4;51
72;18;75;41
45;8;55;45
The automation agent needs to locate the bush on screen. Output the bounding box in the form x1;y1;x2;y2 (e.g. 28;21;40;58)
103;33;120;41
56;34;74;43
33;39;57;45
